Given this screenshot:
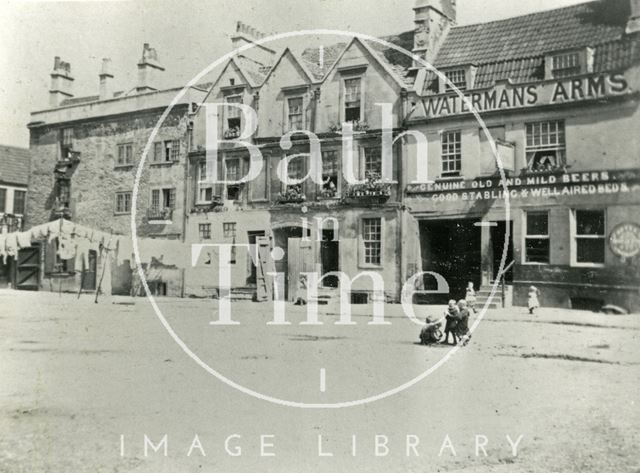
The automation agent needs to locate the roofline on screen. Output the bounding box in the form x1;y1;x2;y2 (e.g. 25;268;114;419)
260;47;316;86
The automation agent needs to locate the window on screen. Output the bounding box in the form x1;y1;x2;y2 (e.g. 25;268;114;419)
226;95;242;131
0;188;6;213
287;97;304;131
526;121;566;172
199;223;211;240
441;130;462;177
115;192;132;214
284;154;305;196
151;188;175;210
164;140;180;162
362;218;382;266
552;52;581;79
525;211;550;263
321;150;339;197
117;143;133;166
60;128;74;159
445;69;467;91
223;222;237;264
56;180;70;209
223;222;237;239
12;190;26;215
152;142;163;162
344;77;362;123
225;159;242;201
198;161;214;203
573;210;605;265
363;147;382;180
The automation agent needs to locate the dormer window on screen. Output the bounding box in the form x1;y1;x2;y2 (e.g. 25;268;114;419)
445;69;467;92
287;96;304;131
552;52;581;79
344;77;363;123
545;48;593;80
225;95;242;136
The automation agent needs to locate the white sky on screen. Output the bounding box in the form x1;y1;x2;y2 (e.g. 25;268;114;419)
0;0;588;148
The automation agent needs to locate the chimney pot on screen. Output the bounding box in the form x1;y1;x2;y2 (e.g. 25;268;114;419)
49;56;74;108
136;43;165;93
99;58;114;100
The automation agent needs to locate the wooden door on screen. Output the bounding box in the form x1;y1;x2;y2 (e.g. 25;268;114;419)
16;245;40;291
287;238;314;302
81;250;97;290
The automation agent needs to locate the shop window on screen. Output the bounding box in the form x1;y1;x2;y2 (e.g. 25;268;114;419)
225;95;242;135
199;223;211;240
445;69;467;91
525;211;550;263
573;210;605;265
552;52;581;79
363;147;382;180
525;120;565;172
441;130;462;177
116;143;134;167
344;77;362;123
287;97;304;131
362;217;382;266
115;191;132;214
321;150;339;198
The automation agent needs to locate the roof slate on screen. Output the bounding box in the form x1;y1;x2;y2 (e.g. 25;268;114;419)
0;145;30;186
435;0;630;68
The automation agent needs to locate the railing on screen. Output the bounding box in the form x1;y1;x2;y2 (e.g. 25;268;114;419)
147;207;173;222
0;214;24;234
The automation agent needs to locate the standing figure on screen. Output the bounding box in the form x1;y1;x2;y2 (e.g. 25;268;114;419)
528;285;541;314
442;300;460;345
456;299;472;346
465;282;477;313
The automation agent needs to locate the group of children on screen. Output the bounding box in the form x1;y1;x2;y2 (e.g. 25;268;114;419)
419;282;477;347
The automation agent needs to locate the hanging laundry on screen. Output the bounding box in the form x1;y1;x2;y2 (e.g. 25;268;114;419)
5;233;18;259
16;230;32;249
57;235;77;260
0;235;6;264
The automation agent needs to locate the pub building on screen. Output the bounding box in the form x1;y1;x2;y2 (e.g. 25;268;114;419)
403;0;640;310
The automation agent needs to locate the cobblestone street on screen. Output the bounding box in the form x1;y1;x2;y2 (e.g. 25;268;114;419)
1;289;638;472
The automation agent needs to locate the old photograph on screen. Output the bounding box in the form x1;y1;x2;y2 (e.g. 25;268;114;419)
1;0;639;471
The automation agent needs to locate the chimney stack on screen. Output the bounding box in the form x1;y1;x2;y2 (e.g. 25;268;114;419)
412;0;457;67
627;0;640;34
136;43;165;94
99;58;114;100
230;21;276;66
49;56;74;108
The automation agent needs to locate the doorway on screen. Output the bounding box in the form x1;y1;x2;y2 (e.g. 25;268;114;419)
320;228;339;288
419;219;481;303
247;231;266;286
15;244;40;291
491;221;514;283
272;226;308;300
81;250;97;290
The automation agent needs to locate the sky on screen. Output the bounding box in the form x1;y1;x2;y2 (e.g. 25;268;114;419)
0;0;589;148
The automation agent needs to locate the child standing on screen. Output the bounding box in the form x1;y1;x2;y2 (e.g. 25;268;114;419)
465;282;477;313
528;285;541;314
443;300;460;345
456;299;472;346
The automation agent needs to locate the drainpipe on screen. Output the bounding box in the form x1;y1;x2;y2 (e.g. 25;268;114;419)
181;114;193;298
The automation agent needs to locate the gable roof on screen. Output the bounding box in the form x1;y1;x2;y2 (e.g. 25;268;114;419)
0;145;30;187
260;47;315;85
300;43;347;81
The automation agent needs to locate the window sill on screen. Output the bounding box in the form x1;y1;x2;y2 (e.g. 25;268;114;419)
358;264;384;270
571;262;606;268
150;161;179;167
436;175;464;182
114;164;134;170
522;261;550;266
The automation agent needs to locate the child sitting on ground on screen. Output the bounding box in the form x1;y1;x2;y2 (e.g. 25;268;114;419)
420;316;443;345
